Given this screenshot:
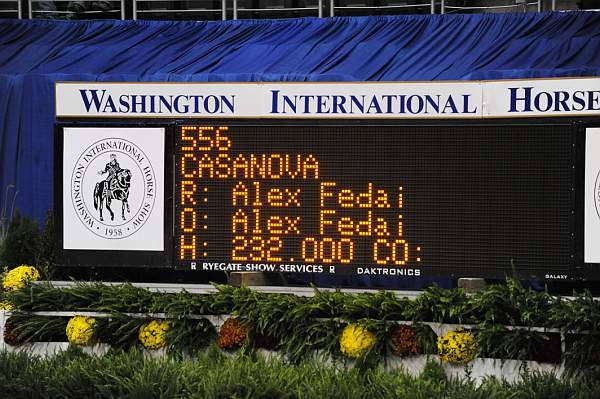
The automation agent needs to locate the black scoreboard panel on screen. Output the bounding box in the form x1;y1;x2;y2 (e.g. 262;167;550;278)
174;124;575;279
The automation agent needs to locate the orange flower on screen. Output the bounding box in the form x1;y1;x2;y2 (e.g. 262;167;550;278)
391;324;420;357
218;317;247;349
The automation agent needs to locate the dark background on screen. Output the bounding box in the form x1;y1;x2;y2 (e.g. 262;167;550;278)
174;124;574;280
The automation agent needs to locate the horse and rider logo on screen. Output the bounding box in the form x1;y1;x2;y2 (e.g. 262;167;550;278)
94;154;132;222
69;137;156;240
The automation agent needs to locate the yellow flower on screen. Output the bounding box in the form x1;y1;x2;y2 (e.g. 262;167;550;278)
66;315;96;346
437;329;477;364
0;300;13;311
2;265;40;291
340;324;376;359
138;320;169;350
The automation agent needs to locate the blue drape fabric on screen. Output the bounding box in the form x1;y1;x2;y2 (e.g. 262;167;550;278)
1;12;600;223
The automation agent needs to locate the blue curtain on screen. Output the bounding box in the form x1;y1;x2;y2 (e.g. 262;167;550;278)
1;12;600;223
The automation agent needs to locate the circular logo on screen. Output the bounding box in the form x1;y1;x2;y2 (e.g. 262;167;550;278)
595;170;600;221
70;138;156;239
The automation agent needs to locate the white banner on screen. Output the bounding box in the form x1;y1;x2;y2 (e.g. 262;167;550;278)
55;78;600;119
484;78;600;118
63;127;165;251
585;128;600;263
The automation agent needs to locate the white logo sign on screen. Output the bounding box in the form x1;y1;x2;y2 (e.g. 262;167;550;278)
63;127;164;251
585;128;600;263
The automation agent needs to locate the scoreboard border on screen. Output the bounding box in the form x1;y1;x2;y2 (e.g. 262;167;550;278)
53;117;600;281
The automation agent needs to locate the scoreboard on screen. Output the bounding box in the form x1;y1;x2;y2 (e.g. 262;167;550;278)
171;123;575;279
56;121;600;281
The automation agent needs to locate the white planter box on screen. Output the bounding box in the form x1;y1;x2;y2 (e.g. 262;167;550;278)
0;310;565;383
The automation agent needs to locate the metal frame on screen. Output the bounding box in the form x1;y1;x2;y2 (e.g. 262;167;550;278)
2;0;581;21
134;0;227;20
27;0;125;19
0;0;21;18
233;0;323;19
440;1;541;14
330;1;434;17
